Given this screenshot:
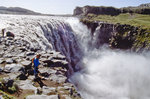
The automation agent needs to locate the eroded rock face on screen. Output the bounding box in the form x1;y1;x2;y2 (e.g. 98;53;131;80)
74;6;120;16
82;20;150;51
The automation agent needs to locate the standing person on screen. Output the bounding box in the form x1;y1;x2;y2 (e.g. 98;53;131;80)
2;29;5;38
32;54;41;79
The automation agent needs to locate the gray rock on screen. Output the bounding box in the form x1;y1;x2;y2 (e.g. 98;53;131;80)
17;80;37;91
0;58;5;64
42;86;56;95
21;60;32;67
8;73;21;79
51;59;68;68
4;64;23;73
53;54;66;60
26;52;35;56
62;95;72;99
19;47;27;52
40;68;57;74
41;53;51;58
2;77;14;87
50;74;67;83
5;58;14;64
6;37;14;40
26;95;58;99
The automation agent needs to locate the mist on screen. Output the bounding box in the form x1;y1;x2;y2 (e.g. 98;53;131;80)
70;48;150;99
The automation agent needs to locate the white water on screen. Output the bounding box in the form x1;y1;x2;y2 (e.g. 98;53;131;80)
1;14;150;99
68;19;150;99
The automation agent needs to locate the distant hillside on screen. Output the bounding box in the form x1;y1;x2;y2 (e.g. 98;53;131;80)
121;3;150;14
74;3;150;16
0;6;41;15
138;3;150;8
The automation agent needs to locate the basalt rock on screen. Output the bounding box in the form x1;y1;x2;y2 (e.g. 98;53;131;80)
82;20;150;51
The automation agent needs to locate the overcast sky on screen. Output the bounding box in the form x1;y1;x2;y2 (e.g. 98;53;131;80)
0;0;150;14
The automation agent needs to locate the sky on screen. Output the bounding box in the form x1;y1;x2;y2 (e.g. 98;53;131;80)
0;0;150;14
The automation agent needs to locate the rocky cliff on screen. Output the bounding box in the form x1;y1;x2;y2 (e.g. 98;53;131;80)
74;3;150;16
81;20;150;52
74;6;120;16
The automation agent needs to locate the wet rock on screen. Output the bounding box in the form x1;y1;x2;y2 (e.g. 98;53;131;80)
26;95;58;99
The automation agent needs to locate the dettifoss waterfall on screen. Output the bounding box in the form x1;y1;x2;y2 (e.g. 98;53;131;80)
1;14;150;99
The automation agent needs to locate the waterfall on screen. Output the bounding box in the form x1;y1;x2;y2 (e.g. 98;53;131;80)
68;19;150;99
1;14;150;99
0;14;83;74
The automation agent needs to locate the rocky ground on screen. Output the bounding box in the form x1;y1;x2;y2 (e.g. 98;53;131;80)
0;36;81;99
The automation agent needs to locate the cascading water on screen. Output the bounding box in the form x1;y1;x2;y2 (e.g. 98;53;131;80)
0;15;82;74
1;14;150;99
68;19;150;99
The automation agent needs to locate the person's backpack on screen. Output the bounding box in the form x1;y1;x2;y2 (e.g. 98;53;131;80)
32;58;35;63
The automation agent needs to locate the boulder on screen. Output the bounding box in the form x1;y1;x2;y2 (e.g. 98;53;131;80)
4;64;23;73
8;73;21;79
2;78;14;87
53;54;66;60
39;68;57;76
26;95;58;99
19;47;27;52
50;74;67;83
41;53;51;58
0;58;5;64
50;59;68;68
42;86;56;95
5;58;14;64
17;73;27;80
26;52;35;56
21;60;32;67
17;80;37;91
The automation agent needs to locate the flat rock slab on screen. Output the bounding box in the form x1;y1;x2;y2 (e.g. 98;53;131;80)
26;95;58;99
4;64;23;73
17;80;37;91
5;58;14;64
42;86;56;95
21;60;32;66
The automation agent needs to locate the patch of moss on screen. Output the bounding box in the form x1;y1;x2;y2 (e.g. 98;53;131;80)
8;86;17;94
0;90;16;99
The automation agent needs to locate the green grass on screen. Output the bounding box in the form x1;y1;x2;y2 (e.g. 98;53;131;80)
0;90;16;99
82;13;150;29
